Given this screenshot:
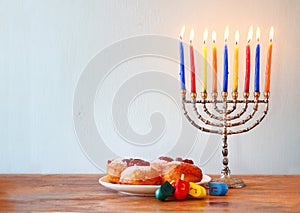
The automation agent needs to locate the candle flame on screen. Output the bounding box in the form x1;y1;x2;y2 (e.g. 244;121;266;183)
224;26;229;42
256;27;261;42
180;26;185;40
190;29;194;42
235;30;239;45
212;31;216;43
247;25;253;43
203;28;208;44
269;26;274;42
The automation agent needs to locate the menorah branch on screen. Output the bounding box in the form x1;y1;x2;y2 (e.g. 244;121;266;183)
181;90;270;188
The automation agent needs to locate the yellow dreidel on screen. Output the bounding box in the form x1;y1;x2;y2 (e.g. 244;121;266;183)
188;182;206;198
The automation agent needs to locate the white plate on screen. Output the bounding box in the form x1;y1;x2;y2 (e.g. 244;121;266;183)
99;175;211;196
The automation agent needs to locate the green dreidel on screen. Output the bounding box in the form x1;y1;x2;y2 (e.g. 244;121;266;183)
155;181;175;201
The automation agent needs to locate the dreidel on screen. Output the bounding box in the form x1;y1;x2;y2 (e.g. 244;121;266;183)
188;182;206;198
155;181;175;201
173;174;189;200
208;182;228;196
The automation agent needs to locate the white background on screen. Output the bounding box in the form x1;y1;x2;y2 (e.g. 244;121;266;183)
1;0;299;174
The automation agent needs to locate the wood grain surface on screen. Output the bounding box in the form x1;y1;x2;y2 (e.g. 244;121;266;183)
0;174;299;212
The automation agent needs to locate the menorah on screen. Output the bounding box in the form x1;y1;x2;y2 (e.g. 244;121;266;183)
181;90;269;188
178;26;274;188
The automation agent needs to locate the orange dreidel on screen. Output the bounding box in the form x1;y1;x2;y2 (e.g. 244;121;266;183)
173;174;189;200
188;182;206;199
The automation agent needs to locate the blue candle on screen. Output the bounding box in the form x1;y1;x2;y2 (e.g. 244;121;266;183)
254;27;261;92
179;26;185;90
223;44;228;92
223;26;229;92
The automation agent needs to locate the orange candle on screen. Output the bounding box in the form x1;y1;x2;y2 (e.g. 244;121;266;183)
264;26;274;94
212;31;217;94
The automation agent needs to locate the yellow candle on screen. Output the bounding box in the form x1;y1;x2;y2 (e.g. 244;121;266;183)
233;30;239;92
212;31;217;94
202;29;208;93
264;26;274;94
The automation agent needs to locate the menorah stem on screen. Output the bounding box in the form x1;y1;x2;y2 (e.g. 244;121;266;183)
212;131;246;188
221;127;230;176
221;94;230;176
210;92;246;188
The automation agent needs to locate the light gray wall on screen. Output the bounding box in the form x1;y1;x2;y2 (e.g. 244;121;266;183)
1;0;299;174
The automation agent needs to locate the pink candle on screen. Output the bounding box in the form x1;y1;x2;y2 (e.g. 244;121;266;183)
190;29;196;94
212;31;217;93
244;26;253;93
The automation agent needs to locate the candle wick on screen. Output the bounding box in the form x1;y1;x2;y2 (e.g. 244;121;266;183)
235;41;238;45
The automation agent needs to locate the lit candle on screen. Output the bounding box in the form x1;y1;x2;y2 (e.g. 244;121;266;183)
244;25;253;93
212;31;217;94
179;26;186;90
233;30;239;93
190;29;196;94
264;26;274;94
254;27;261;93
223;26;229;92
202;29;208;93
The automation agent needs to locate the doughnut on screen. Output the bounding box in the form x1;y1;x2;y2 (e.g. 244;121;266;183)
150;156;173;174
119;166;162;185
106;158;150;184
151;156;195;173
150;159;168;174
161;161;203;183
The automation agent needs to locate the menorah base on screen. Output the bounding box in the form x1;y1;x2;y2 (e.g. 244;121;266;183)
211;174;246;188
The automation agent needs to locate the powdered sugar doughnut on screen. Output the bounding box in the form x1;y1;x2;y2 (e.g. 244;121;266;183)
119;166;162;185
106;158;149;184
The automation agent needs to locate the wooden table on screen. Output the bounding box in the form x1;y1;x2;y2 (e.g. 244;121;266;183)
0;174;299;212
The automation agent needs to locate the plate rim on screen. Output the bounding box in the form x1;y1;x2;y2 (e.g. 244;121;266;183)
99;174;211;195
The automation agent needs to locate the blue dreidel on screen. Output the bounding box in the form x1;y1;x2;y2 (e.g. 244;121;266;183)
209;182;228;196
155;181;175;201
